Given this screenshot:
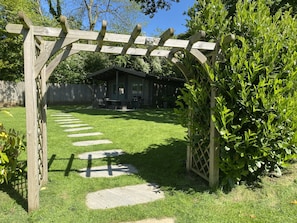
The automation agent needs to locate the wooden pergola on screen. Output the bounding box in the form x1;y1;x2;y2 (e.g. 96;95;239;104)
6;12;232;212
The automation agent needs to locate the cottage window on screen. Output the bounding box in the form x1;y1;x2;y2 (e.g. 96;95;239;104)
132;83;143;95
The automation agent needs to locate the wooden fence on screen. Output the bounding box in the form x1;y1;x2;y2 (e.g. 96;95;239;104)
0;81;105;106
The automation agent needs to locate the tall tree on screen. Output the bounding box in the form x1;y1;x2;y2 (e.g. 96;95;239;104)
42;0;146;32
0;0;54;81
47;0;62;20
132;0;180;16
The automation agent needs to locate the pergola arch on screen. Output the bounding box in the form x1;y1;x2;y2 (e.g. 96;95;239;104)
6;12;232;212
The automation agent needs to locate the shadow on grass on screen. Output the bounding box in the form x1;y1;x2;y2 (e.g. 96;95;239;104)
113;138;209;193
49;106;181;125
46;139;209;193
48;153;79;176
0;171;28;211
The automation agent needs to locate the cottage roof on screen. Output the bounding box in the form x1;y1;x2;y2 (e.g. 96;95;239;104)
87;66;184;83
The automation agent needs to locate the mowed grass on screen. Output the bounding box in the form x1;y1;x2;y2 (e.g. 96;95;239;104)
1;106;297;223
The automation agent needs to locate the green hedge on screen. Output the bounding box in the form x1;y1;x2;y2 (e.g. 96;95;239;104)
177;0;297;189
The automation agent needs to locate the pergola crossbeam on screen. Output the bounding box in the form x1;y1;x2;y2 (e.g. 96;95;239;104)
6;24;217;51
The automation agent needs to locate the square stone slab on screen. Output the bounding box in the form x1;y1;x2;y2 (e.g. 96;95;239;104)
78;149;124;159
67;132;103;138
51;113;73;117
60;123;89;128
121;218;175;223
64;127;93;132
86;183;164;209
78;164;138;178
57;120;83;124
54;118;80;122
73;139;112;146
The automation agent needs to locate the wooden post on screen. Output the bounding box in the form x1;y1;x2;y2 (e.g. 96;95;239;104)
23;26;40;211
209;86;219;188
186;108;193;171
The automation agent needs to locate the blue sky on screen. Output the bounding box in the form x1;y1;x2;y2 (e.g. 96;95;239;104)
40;0;196;36
142;0;196;36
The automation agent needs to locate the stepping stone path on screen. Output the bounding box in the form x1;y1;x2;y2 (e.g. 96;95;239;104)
51;112;167;220
64;127;93;132
78;164;138;178
78;149;124;159
55;118;80;122
120;218;175;223
72;139;112;147
67;132;102;138
86;183;164;210
60;123;89;128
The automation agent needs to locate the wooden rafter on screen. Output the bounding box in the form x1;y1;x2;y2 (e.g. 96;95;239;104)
121;24;141;55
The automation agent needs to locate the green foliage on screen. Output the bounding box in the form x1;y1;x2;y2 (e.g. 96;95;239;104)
222;0;297;17
132;0;179;16
0;0;57;81
0;122;25;184
50;54;89;84
187;0;230;39
179;0;297;189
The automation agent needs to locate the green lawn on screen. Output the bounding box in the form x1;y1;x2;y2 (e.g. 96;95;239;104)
1;106;297;223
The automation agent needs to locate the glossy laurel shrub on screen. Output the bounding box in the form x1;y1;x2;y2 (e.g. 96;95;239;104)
0;123;25;184
178;0;297;189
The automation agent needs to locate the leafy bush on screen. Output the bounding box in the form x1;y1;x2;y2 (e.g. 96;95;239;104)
177;0;297;189
0;122;25;184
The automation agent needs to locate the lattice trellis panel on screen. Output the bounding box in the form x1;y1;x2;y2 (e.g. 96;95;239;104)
36;74;44;185
191;137;210;181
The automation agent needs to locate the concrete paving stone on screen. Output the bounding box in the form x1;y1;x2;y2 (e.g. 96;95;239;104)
54;118;80;122
120;218;175;223
60;123;89;128
56;120;82;124
72;139;112;146
67;132;103;138
78;149;124;159
51;113;73;117
64;127;93;132
86;183;164;209
78;164;138;178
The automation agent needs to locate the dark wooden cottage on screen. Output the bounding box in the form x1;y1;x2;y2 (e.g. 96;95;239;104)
88;66;184;108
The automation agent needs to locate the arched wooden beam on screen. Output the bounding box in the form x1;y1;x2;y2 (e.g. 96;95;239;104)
167;46;209;83
45;47;79;81
169;57;190;83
